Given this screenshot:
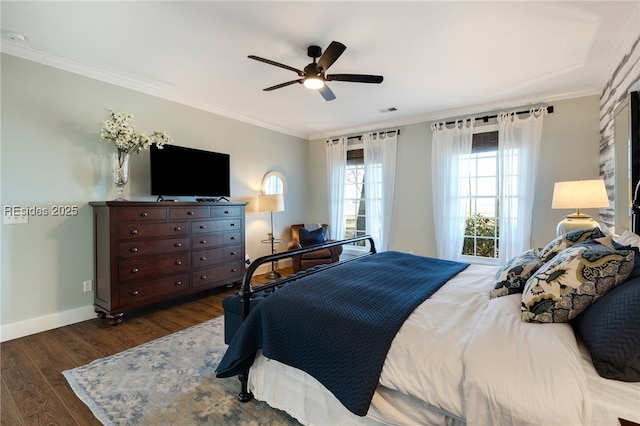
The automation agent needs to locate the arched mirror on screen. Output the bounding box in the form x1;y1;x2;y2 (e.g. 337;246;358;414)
262;171;287;195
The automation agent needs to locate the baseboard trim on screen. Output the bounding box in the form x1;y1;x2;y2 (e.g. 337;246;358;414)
0;305;96;342
1;259;292;342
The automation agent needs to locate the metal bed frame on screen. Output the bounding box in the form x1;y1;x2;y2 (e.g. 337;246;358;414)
234;235;377;402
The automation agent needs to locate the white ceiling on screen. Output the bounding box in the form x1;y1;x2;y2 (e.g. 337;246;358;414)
1;1;639;140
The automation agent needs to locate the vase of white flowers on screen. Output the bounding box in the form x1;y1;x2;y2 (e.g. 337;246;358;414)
112;152;131;201
100;110;172;200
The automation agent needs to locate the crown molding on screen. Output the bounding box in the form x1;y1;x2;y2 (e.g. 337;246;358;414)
307;87;600;141
0;39;615;142
0;43;308;140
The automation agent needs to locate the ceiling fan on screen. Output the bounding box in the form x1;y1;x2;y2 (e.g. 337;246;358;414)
248;41;384;101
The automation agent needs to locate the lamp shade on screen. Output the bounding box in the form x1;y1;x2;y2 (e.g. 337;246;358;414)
552;179;609;236
551;179;609;211
258;194;284;212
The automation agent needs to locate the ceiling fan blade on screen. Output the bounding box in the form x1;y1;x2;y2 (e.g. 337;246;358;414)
263;79;303;91
317;41;346;72
326;74;384;84
319;84;336;101
248;55;304;76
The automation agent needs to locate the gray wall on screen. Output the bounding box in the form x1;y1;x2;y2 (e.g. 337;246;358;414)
0;52;610;340
1;54;308;337
308;95;603;257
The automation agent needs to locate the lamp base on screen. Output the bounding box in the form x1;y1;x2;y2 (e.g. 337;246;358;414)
556;214;600;236
264;270;281;280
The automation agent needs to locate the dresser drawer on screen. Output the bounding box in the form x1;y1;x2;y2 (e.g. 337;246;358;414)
192;219;241;234
118;274;189;306
118;253;190;281
191;231;242;249
192;262;243;288
169;207;209;220
117;222;189;240
117;208;167;222
192;244;242;268
210;206;243;218
118;237;189;258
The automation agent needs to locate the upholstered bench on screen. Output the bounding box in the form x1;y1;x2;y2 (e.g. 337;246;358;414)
222;264;330;343
222;288;279;344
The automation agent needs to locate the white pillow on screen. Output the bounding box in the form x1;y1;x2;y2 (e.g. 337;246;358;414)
614;231;640;248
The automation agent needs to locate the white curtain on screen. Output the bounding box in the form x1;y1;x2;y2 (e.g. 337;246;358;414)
325;137;347;240
431;119;474;261
363;132;397;251
497;108;545;263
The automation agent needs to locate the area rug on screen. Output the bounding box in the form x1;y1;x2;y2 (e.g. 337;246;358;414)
63;316;300;425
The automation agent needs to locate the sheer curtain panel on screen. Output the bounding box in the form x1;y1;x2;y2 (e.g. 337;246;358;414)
497;108;545;263
363;132;397;251
325;137;347;240
431;119;474;261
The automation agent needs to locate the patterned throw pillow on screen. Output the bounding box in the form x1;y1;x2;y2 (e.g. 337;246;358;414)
521;245;634;323
490;248;543;299
538;227;606;263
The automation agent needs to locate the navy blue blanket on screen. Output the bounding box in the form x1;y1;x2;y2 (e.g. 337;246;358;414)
216;251;468;416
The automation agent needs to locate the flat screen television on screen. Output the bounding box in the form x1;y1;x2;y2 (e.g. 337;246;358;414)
150;144;230;199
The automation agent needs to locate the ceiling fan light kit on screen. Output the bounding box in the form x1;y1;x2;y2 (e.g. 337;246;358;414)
249;41;383;101
303;77;324;89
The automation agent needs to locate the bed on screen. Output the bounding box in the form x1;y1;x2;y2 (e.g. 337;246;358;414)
216;232;640;425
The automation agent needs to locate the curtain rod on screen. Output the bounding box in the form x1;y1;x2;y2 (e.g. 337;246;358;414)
330;129;400;143
444;105;553;126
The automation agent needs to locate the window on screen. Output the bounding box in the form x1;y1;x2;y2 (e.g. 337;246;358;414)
344;148;367;246
462;129;499;259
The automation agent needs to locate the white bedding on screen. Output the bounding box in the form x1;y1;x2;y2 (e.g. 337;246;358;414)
248;263;640;425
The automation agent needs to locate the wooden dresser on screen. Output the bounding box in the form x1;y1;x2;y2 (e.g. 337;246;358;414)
90;201;247;323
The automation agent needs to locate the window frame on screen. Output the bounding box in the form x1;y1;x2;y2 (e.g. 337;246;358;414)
460;123;500;265
343;142;369;252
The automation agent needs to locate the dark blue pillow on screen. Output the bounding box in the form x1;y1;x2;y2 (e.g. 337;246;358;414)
299;227;325;247
613;242;640;279
572;275;640;381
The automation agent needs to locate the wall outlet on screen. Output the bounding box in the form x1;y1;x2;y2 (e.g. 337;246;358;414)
3;214;28;225
83;280;93;292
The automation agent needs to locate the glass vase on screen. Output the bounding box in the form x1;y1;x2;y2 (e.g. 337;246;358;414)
112;152;130;201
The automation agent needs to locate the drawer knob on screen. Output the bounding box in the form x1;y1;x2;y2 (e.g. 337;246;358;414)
231;268;237;273
224;210;229;214
132;290;139;295
200;225;207;229
201;275;207;280
132;268;139;273
141;212;148;217
187;211;194;215
230;223;235;227
231;251;237;256
200;257;207;261
174;226;181;231
230;236;236;240
175;281;183;286
175;243;182;247
130;247;138;253
175;260;182;266
200;240;206;244
131;229;139;235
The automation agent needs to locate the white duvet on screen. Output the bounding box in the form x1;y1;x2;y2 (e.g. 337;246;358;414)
249;264;639;425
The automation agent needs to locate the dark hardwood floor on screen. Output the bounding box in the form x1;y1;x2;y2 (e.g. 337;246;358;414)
0;269;291;426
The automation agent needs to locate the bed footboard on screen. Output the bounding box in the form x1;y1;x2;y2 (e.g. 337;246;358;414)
234;235;376;402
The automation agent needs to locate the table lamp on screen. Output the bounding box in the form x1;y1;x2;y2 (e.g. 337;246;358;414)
552;179;609;236
258;194;285;279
